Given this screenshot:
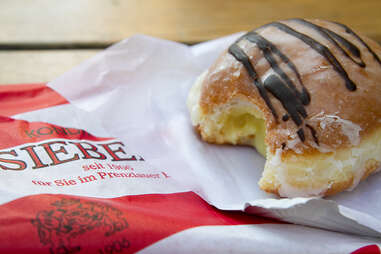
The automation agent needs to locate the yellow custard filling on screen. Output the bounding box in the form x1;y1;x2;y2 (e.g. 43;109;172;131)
218;107;267;157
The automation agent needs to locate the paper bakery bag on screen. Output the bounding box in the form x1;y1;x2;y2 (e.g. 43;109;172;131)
0;33;380;253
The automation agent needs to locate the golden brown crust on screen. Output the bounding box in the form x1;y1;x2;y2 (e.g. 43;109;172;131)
199;19;381;156
265;158;381;197
259;156;381;198
362;159;381;181
189;19;381;197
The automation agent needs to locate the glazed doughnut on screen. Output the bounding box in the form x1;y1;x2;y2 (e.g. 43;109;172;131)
187;19;381;197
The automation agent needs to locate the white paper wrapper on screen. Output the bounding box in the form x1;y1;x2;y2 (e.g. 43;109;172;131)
13;33;381;238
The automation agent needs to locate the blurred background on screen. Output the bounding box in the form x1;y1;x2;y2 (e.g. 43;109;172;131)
1;0;380;84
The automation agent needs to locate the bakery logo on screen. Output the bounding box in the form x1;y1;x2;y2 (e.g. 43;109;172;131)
31;197;129;254
0;139;144;171
24;125;89;139
0;117;144;171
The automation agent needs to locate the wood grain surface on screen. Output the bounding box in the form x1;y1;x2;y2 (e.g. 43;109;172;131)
0;50;99;84
1;0;381;46
1;0;381;83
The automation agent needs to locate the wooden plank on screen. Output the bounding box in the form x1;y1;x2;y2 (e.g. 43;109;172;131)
0;50;100;84
1;0;381;46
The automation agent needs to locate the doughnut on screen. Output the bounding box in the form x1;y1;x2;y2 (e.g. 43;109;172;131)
187;19;381;197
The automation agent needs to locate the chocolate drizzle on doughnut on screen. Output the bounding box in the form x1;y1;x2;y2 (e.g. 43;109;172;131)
332;21;381;67
263;74;306;126
291;18;366;67
244;31;311;105
306;124;319;145
282;114;289;121
228;44;279;120
266;21;357;91
228;19;380;145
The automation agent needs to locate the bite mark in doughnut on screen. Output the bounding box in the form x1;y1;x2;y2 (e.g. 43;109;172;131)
187;19;381;197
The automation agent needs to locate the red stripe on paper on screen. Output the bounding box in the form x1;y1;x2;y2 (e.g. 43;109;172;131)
0;85;377;254
0;192;280;254
0;83;68;117
351;245;381;254
0;116;111;150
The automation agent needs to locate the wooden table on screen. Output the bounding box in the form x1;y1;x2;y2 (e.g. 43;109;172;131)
1;0;381;84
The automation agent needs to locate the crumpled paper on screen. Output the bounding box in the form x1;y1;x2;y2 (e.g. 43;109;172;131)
40;34;381;237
